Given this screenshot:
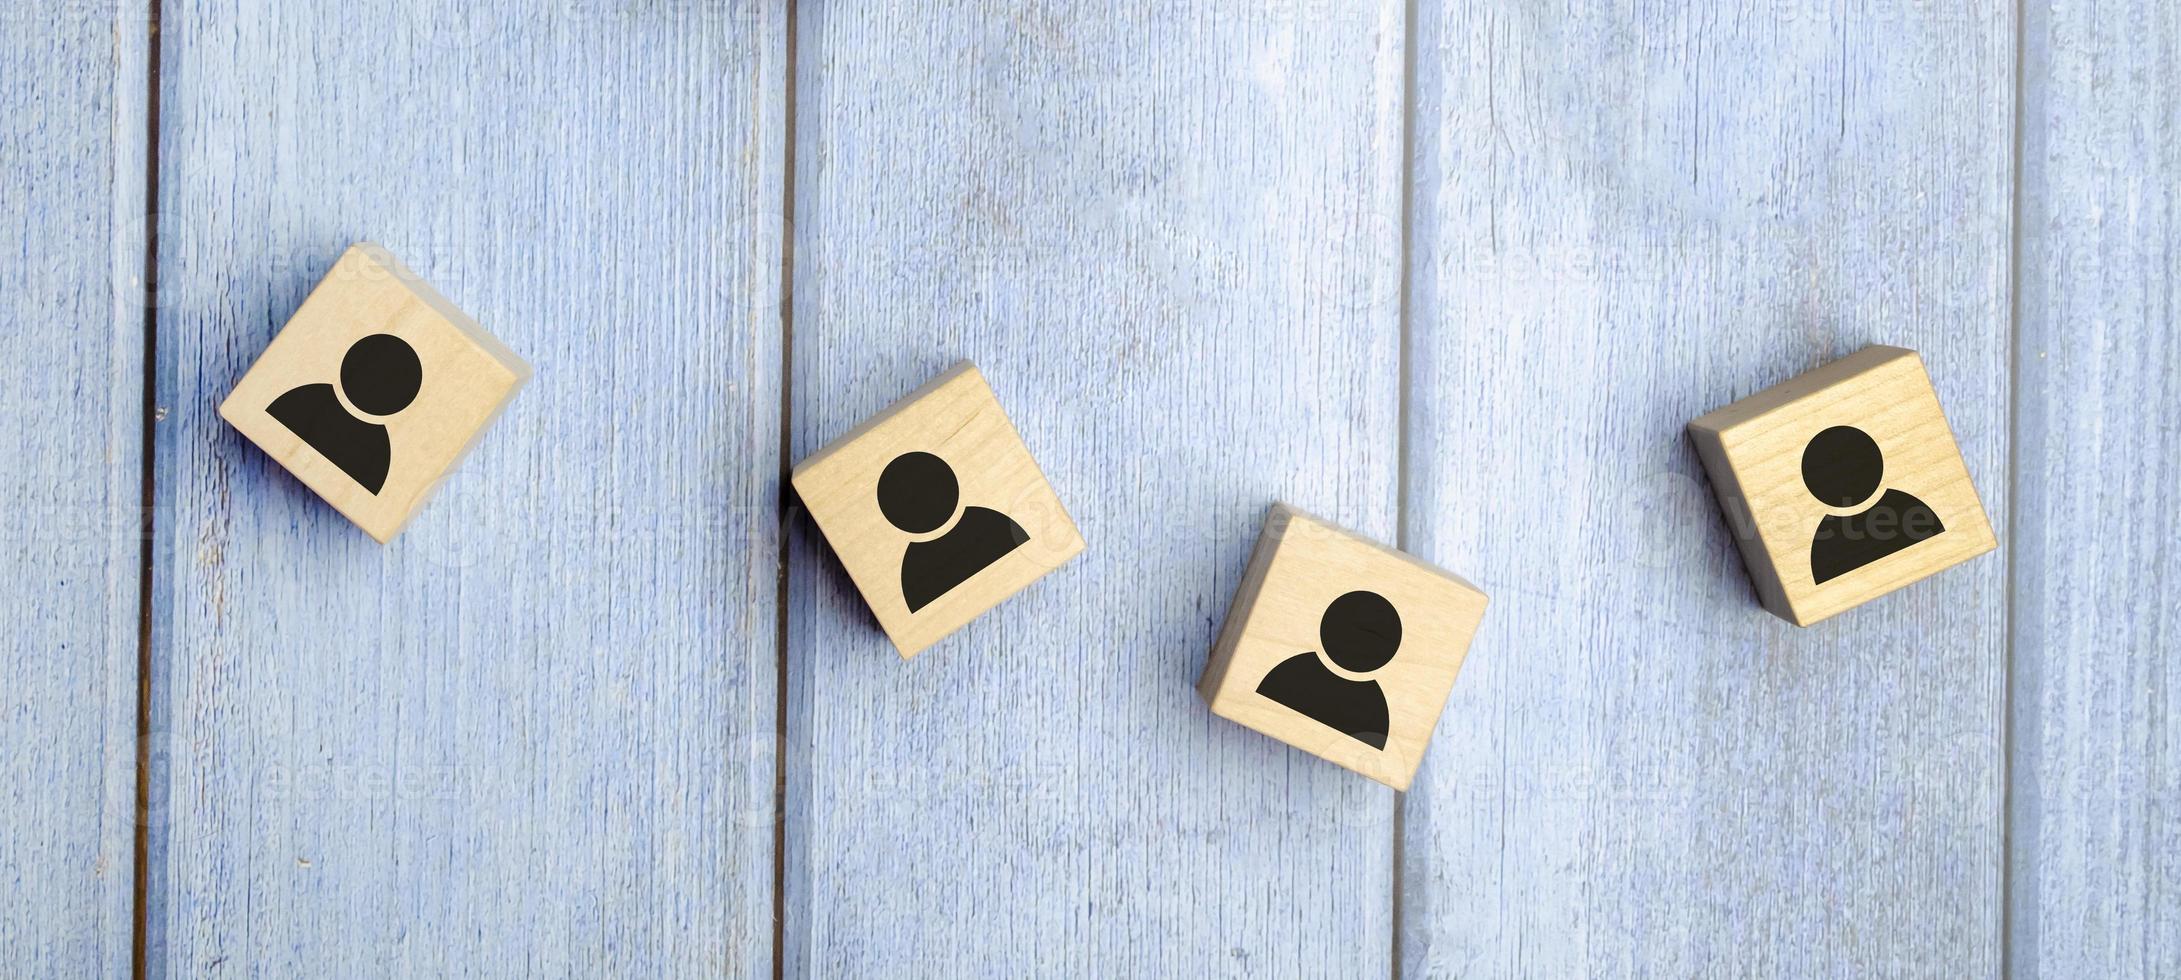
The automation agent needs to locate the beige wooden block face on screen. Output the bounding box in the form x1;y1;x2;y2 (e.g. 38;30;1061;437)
1689;346;1997;626
792;363;1085;659
220;243;530;543
1198;506;1488;791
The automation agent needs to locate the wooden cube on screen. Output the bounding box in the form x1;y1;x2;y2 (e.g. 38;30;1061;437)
792;362;1085;659
220;243;530;543
1198;505;1489;790
1688;346;1997;626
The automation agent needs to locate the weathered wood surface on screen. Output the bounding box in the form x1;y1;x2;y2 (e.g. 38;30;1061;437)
782;2;1408;974
0;4;148;977
1399;3;2014;976
2012;0;2181;976
145;2;786;975
11;1;2181;975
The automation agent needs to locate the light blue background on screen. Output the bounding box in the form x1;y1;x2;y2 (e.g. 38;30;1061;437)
3;1;2174;976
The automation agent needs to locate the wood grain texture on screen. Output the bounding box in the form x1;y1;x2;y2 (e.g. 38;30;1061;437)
783;1;1407;973
0;5;147;977
2012;0;2181;975
1688;347;1998;626
791;361;1085;659
219;243;531;543
1199;505;1488;791
146;2;785;975
1401;3;2012;976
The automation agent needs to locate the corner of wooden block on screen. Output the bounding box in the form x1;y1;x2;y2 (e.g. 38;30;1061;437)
787;453;818;485
1766;592;1819;628
792;360;984;481
1374;766;1415;793
499;348;536;388
1046;523;1089;568
1199;503;1289;702
363;516;405;546
1683;421;1728;479
1687;389;1751;440
1194;670;1224;707
350;240;531;383
1196;594;1256;703
943;358;984;385
1849;344;1926;388
917;359;984;403
1433;556;1491;608
1686;420;1794;619
1689;345;1922;441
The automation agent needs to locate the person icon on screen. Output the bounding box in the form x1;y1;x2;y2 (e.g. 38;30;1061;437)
878;451;1030;612
266;333;422;495
1802;425;1946;584
1255;590;1401;750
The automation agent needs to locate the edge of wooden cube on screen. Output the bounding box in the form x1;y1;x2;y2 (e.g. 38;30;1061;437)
1196;503;1293;705
1687;345;1912;440
350;242;533;386
792;361;981;484
1686;421;1799;622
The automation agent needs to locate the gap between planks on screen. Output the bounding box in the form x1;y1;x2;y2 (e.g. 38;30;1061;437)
130;1;166;977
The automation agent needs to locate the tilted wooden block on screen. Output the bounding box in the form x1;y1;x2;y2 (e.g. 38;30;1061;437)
220;243;530;543
1198;505;1488;790
793;362;1085;659
1688;345;1997;626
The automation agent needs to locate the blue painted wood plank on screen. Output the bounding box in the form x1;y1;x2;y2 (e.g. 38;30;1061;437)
1400;4;2013;975
0;5;148;976
783;2;1407;973
146;4;786;975
2012;1;2181;975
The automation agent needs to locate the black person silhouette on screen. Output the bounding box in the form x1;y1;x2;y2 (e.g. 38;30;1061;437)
1803;425;1945;584
879;451;1030;612
1255;590;1401;750
266;333;422;495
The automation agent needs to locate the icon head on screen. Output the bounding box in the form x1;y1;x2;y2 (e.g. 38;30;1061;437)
341;333;423;417
1801;425;1885;508
878;452;960;534
1320;590;1401;673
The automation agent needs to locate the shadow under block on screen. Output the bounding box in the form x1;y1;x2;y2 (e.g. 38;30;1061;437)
792;362;1085;659
1198;505;1489;791
1688;346;1997;627
220;243;531;543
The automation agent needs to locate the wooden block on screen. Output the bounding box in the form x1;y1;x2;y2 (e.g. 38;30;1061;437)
1198;505;1489;791
1688;346;1997;626
792;362;1085;659
220;243;530;543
